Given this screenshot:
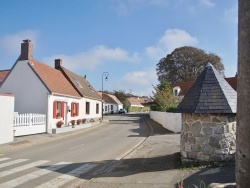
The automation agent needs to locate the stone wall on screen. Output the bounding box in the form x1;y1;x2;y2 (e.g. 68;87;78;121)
181;113;236;164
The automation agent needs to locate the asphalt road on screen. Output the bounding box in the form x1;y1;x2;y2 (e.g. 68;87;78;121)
0;113;151;188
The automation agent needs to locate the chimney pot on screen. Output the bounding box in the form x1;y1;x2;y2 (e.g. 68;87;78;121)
55;59;62;70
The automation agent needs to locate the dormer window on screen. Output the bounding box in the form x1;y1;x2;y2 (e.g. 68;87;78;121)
173;86;181;96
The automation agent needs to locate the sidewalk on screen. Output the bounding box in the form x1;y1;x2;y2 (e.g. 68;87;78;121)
81;117;236;188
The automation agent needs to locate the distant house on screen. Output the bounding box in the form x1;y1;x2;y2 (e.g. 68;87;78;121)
97;92;123;114
125;96;152;112
0;69;10;86
0;39;102;133
170;76;237;96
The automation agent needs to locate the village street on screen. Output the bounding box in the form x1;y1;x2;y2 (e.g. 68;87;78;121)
0;113;151;187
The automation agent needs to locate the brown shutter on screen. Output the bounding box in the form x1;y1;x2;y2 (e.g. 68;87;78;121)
61;101;65;118
76;103;79;116
53;101;57;119
71;102;74;117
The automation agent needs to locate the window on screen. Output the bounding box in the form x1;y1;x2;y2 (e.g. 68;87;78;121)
53;101;65;119
96;103;99;114
111;105;113;111
105;106;107;111
71;102;79;117
173;86;181;96
86;102;90;114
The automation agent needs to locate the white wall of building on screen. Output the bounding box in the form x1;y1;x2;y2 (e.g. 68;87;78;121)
0;94;14;144
103;103;123;114
149;111;182;133
47;95;102;132
0;60;49;114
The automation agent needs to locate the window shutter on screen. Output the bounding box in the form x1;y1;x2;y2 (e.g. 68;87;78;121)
61;101;65;118
76;103;79;116
71;102;74;117
53;101;57;119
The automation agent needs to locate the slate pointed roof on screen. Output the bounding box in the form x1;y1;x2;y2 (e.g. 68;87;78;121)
175;63;237;113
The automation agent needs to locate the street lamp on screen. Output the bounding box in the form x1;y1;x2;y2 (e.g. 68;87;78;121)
102;72;109;119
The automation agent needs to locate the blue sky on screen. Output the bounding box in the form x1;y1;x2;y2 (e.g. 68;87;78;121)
0;0;237;97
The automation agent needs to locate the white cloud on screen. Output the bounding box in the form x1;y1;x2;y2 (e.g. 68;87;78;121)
0;30;39;55
111;69;158;96
121;69;157;86
43;45;140;71
199;0;214;7
146;29;198;60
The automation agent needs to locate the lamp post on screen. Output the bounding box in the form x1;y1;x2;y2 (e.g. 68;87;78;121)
102;72;109;119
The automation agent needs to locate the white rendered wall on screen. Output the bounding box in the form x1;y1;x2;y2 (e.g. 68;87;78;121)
149;111;182;133
0;60;48;114
47;95;102;132
0;94;14;144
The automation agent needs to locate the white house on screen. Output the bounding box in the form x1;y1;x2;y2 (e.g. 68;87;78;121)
0;39;102;134
97;92;123;114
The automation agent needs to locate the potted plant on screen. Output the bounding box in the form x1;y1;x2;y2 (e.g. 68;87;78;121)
70;120;76;128
56;120;64;128
77;119;82;125
82;118;86;124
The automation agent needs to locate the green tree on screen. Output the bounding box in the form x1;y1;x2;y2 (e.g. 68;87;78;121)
151;80;179;112
113;90;128;105
156;46;225;83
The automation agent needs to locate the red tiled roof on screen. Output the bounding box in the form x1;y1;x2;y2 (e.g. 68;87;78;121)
127;97;144;107
0;70;10;84
97;92;122;105
108;94;123;105
171;77;237;96
29;60;81;98
170;81;194;96
225;77;237;91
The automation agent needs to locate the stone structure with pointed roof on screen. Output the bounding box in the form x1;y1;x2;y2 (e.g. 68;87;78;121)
176;63;237;113
177;63;237;164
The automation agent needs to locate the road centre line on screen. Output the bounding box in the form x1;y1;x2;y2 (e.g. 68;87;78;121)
108;131;116;135
68;143;85;150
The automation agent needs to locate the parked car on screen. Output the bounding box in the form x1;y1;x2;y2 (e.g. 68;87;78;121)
119;109;126;114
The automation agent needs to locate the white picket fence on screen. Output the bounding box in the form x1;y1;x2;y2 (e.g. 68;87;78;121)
13;113;46;136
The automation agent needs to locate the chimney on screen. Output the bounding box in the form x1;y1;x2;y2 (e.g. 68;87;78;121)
19;39;33;60
55;59;62;70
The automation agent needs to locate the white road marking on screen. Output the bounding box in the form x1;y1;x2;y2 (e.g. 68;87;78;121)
0;159;28;169
68;143;85;150
35;163;98;188
0;160;49;178
108;131;116;135
0;162;71;188
0;158;10;162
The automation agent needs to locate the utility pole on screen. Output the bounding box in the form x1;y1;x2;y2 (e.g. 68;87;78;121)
237;1;250;187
